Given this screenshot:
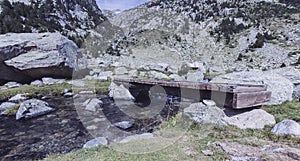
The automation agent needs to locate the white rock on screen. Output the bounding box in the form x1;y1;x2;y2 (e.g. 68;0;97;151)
223;109;276;129
113;121;134;129
271;119;300;137
83;137;108;148
0;102;17;114
109;82;135;100
183;102;227;126
9;94;28;102
30;80;43;86
4;82;22;88
212;70;294;105
16;99;55;120
83;98;103;112
114;67;128;75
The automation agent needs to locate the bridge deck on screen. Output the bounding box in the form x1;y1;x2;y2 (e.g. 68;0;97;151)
113;78;272;109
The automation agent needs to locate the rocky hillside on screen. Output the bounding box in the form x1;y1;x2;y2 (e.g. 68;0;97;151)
84;0;300;75
0;0;106;46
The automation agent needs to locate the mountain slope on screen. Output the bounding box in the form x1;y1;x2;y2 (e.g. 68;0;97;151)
0;0;106;46
91;0;300;74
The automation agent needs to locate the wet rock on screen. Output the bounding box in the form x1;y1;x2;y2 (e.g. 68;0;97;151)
113;121;134;129
4;82;22;88
186;70;204;82
114;67;128;75
83;98;103;112
271;119;300;137
0;102;17;114
212;70;294;105
9;94;28;102
109;82;134;100
147;71;169;80
183;102;227;126
83;137;108;148
0;33;87;84
223;109;276;129
16;99;55;120
30;80;43;86
119;133;154;143
42;77;65;85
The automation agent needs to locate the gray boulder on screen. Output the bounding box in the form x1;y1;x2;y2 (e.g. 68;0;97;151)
16;99;55;120
183;101;227;126
4;82;22;88
30;80;43;86
42;77;65;85
83;98;103;112
109;82;135;100
0;33;87;84
211;70;294;105
83;137;108;148
271;119;300;137
9;94;28;102
113;121;134;129
223;109;276;129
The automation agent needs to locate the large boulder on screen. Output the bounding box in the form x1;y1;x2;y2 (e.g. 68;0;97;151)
223;109;276;129
183;101;227;126
271;119;300;137
16;99;55;120
0;33;87;85
211;70;294;105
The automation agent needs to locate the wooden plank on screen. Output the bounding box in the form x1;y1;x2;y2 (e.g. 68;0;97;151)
233;91;272;109
113;78;268;93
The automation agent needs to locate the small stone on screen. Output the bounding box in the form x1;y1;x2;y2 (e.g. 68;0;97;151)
4;82;22;88
114;67;128;75
83;137;108;148
30;80;43;86
271;119;300;137
16;99;55;120
202;150;214;156
203;100;216;107
83;98;103;112
9;94;28;102
113;121;134;129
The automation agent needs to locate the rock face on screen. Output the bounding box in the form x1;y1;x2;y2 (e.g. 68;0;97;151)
0;33;88;85
212;70;294;105
271;119;300;137
183;102;227;126
223;109;276;129
16;99;55;120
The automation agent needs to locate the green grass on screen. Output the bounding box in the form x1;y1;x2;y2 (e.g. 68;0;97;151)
0;80;111;101
262;100;300;122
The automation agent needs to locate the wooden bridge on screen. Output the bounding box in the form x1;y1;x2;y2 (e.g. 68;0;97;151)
113;78;272;109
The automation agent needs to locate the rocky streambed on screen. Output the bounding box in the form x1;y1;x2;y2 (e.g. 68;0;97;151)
0;93;183;160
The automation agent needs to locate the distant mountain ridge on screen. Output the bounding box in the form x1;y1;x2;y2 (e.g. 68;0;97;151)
0;0;106;46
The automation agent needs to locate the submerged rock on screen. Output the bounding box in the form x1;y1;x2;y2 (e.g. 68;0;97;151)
271;119;300;137
16;99;55;120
